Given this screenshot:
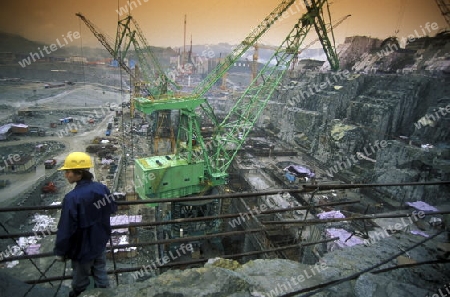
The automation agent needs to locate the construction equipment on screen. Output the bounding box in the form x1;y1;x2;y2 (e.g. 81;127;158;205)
76;12;177;100
133;0;298;195
435;0;450;28
44;159;57;169
114;15;179;97
42;182;57;193
76;13;135;81
133;0;339;238
250;14;350;82
77;12;179;154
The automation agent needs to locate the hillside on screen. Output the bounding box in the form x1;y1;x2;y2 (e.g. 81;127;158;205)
0;32;176;62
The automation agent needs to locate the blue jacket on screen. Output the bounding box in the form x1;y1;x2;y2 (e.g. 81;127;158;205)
54;179;117;263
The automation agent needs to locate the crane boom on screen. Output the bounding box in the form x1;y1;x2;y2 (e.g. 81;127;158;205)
252;14;351;81
435;0;450;27
77;13;179;98
76;12;136;80
193;0;298;125
308;0;339;70
299;14;351;54
193;0;296;97
208;0;334;174
128;16;179;93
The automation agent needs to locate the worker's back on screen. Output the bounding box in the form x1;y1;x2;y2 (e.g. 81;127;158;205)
55;179;117;263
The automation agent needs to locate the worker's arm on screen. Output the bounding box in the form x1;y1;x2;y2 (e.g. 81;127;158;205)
53;195;78;257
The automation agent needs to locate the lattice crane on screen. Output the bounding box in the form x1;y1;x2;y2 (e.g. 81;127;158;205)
251;14;351;83
435;0;450;27
77;12;180;154
133;0;339;239
134;0;338;199
77;13;178;97
76;13;135;80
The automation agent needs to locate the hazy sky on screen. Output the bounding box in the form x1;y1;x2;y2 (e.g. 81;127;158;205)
0;0;447;50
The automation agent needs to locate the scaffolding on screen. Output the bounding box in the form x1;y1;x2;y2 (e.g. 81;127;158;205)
0;181;449;296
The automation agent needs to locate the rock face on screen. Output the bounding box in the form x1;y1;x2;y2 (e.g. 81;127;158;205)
334;36;383;71
64;232;449;297
333;34;450;74
2;232;448;297
257;43;450;203
372;140;449;204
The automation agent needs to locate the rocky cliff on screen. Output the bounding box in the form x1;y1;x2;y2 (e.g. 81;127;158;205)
8;230;446;297
259;36;450;203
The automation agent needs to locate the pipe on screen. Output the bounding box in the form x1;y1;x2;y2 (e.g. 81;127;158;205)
262;210;450;225
1;228;268;263
0;200;360;240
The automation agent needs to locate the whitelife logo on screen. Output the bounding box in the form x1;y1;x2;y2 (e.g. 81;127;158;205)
377;22;440;58
414;104;450;130
266;262;328;297
131;243;194;280
325;140;388;177
0;154;21;171
116;0;149;16
18;31;81;68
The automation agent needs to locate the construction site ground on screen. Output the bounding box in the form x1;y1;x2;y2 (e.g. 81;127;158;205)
0;72;449;296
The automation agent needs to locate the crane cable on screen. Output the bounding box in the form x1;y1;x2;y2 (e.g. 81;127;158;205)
78;19;87;106
395;0;407;36
325;0;337;50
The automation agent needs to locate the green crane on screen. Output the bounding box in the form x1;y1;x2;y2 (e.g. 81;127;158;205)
77;12;178;99
134;0;338;197
133;0;338;237
114;15;179;98
77;12;180;153
134;0;297;199
76;13;135;81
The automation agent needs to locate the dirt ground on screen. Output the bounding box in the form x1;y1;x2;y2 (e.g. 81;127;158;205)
0;79;138;294
0;80;128;123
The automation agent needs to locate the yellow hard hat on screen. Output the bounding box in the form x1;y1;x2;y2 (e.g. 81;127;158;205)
58;152;93;170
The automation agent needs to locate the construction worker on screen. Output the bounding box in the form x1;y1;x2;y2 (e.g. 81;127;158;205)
54;152;117;297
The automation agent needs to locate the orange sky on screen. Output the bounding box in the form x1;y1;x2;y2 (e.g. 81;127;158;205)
0;0;447;50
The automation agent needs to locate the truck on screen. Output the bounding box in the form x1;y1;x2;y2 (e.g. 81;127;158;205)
44;159;57;169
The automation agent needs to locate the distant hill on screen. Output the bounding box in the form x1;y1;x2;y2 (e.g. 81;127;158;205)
0;32;177;63
0;32;325;66
0;32;62;54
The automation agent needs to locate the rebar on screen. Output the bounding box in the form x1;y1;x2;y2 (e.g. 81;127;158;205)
262;210;450;225
1;228;268;263
23;237;339;285
0;200;360;240
1;180;448;213
280;230;444;297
